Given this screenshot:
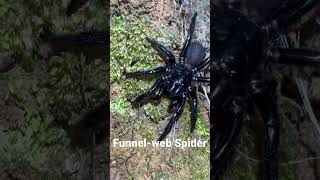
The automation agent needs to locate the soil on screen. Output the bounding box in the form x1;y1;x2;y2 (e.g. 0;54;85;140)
110;0;210;179
0;1;108;179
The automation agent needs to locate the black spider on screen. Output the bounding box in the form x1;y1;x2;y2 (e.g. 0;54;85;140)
124;13;210;141
212;0;320;179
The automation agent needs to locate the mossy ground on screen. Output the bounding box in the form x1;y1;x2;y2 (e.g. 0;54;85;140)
110;2;210;179
0;0;107;179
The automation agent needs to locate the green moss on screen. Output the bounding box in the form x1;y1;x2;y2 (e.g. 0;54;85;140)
110;15;174;123
110;13;211;179
0;0;107;177
2;107;69;178
195;115;209;137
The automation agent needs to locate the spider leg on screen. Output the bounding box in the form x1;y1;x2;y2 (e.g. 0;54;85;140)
179;13;197;64
158;95;187;141
268;48;320;66
262;0;320;32
189;88;198;132
192;56;210;72
211;79;244;178
194;76;210;83
134;77;164;106
168;100;179;113
124;67;166;78
151;86;164;101
146;37;176;65
151;86;165;106
250;77;279;180
212;95;245;180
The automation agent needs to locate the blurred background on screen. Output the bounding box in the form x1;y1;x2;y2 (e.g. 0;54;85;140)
0;0;108;179
213;0;320;180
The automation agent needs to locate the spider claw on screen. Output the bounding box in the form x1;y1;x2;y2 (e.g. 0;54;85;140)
132;98;143;107
123;71;129;78
158;124;172;141
158;116;176;141
132;100;139;106
190;12;197;31
132;94;149;107
157;135;164;141
190;125;196;133
123;71;136;79
167;106;177;114
179;12;198;63
146;37;154;43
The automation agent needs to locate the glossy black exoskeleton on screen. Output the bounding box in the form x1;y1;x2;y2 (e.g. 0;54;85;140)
212;1;320;179
124;13;210;141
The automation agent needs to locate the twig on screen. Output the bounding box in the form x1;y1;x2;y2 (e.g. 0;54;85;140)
201;84;210;105
236;148;320;166
295;78;320;143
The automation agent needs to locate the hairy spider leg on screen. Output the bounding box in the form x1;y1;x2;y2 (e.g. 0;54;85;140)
250;77;280;180
211;79;245;179
262;0;320;32
158;95;187;141
189;88;198;132
124;66;166;78
146;37;176;65
269;48;320;66
133;77;165;106
179;13;197;64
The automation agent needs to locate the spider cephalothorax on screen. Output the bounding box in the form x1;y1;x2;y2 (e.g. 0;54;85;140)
212;1;320;179
124;13;209;141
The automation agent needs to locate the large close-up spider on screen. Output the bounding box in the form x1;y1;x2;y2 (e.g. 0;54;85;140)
212;0;320;179
124;13;210;141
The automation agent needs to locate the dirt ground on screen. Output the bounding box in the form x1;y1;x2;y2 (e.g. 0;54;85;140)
1;0;320;180
110;0;210;179
0;1;108;179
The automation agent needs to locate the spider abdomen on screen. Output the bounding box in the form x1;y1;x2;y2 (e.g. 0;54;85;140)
185;42;207;69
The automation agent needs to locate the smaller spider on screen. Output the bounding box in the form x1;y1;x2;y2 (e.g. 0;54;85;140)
124;13;210;141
